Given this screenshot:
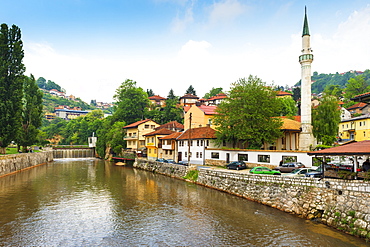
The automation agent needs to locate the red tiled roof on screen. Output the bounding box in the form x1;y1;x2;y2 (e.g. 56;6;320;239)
123;119;154;129
281;115;301;122
155;121;184;130
149;95;166;100
159;132;182;140
308;140;370;155
280;118;300;131
198;105;217;115
179;94;199;99
143;128;175;136
177;126;216;140
208;93;227;101
346;102;367;110
276;91;292;96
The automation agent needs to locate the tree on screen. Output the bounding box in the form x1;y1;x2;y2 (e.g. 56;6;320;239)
344;75;370;101
0;24;25;153
146;89;155;97
185;85;196;96
292;87;301;102
324;84;343;99
96;117;126;158
276;96;298;117
203;87;223;99
36;77;47;89
18;75;44;152
213;75;283;148
312;95;341;146
113;79;149;124
167;89;176;100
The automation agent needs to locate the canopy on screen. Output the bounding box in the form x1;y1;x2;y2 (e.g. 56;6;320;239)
308;140;370;156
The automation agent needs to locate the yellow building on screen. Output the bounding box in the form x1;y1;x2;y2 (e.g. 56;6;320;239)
339;114;370;142
184;105;217;130
123;119;160;155
144;128;175;160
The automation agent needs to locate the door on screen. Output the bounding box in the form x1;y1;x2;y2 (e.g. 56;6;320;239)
226;153;230;163
178;152;182;162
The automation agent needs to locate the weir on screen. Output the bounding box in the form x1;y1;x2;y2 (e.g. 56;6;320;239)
53;148;95;158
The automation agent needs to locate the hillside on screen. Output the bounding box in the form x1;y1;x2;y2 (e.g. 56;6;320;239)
295;70;369;94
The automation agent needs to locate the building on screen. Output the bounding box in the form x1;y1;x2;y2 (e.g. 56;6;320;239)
123;119;160;155
205;93;227;106
144;128;176;160
155;120;184;132
148;95;166;108
183;105;217;130
179;94;199;106
339;114;370;142
298;7;314;151
55;109;89;120
159;132;182;161
346;102;369;116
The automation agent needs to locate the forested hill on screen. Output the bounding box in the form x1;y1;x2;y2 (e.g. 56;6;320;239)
36;77;96;113
295;70;369;94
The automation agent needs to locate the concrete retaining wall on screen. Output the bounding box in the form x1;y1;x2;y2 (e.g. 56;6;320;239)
134;158;370;240
0;151;53;177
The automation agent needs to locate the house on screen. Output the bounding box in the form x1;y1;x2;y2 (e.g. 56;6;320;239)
155;120;184;132
179;94;199;106
276;91;293;98
123;119;160;155
159;132;182;161
274;118;301;151
339;114;370;142
54;109;89;120
206;93;227;106
144;128;176;160
183;105;217;130
346;102;369;116
176;126;217;165
45;112;56;121
149;95;166;108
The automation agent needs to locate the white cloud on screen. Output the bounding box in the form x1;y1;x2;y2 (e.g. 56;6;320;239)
207;0;247;25
170;0;195;33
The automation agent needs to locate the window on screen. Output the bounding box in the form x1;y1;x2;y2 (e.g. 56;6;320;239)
129;133;132;137
282;156;297;163
165;150;168;155
197;140;200;146
196;152;199;158
238;154;248;161
206;140;209;146
201;140;204;146
149;149;151;154
364;131;366;137
185;152;187;157
169;150;172;155
154;149;156;154
258;155;270;163
360;122;362;126
211;152;219;159
145;124;149;129
200;152;202;158
151;125;155;129
223;141;226;146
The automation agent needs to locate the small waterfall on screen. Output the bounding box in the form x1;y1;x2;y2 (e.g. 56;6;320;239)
53;149;95;159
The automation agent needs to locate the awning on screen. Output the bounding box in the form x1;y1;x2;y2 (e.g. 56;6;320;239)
308;140;370;156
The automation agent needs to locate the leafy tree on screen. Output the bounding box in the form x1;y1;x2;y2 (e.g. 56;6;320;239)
45;79;62;91
324;84;343;99
344;75;370;101
146;89;155;97
203;87;223;99
292;87;301;102
276;96;297;117
167;89;176;100
36;77;47;89
113;79;149;124
96;117;126;158
18;75;44;152
0;24;25;153
185;85;196;96
213;75;283;149
312;95;341;146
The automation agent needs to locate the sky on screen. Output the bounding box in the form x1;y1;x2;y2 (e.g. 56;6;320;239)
2;0;370;103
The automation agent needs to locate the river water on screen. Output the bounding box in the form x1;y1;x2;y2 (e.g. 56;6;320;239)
0;158;367;246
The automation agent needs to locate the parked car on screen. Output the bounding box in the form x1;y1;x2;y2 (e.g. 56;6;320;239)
156;158;166;162
250;166;281;175
282;167;318;177
177;160;188;166
305;167;323;178
165;159;175;164
226;161;247;170
273;162;305;173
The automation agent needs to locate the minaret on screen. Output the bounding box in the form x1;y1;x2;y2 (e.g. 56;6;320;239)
299;6;314;151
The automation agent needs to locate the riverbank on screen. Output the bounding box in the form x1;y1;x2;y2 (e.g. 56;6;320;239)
134;158;370;241
0;151;53;178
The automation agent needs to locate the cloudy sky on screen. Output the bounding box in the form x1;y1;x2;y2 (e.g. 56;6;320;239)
2;0;370;103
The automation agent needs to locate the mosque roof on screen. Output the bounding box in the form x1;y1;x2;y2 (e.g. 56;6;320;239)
302;6;310;36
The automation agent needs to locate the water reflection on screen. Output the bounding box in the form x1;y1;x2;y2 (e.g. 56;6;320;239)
0;159;367;246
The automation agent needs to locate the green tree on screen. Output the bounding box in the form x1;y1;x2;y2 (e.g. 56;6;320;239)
36;77;47;89
213;75;283;148
312;95;341;146
113;79;149;124
292;87;301;102
18;75;44;152
324;84;343;98
96;118;126;158
167;89;176;100
276;96;298;117
185;85;196;96
344;75;370;100
146;89;155;97
203;87;223;99
0;24;25;153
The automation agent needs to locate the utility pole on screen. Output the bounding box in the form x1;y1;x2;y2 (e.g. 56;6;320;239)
187;113;192;165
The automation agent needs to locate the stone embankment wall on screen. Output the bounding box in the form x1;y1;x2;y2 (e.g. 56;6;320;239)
0;151;53;177
134;158;370;240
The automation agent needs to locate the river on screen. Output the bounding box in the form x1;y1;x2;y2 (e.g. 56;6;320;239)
0;158;367;246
